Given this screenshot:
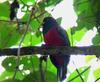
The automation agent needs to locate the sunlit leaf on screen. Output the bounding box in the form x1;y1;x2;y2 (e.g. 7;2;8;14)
42;58;57;74
20;0;35;5
0;71;13;81
20;56;39;70
30;19;41;30
21;12;30;21
85;55;96;63
94;68;100;81
67;66;90;82
72;28;87;45
22;32;42;46
0;70;24;81
0;0;7;3
15;71;25;80
22;70;57;82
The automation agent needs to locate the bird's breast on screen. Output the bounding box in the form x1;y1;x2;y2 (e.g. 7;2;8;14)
44;27;64;46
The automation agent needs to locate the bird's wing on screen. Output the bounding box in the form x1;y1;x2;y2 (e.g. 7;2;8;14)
57;26;70;46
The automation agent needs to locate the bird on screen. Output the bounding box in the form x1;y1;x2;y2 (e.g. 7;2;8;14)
42;17;70;82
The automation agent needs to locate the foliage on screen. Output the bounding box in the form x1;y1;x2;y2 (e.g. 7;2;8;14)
94;68;100;81
73;0;100;45
0;0;100;82
67;66;90;82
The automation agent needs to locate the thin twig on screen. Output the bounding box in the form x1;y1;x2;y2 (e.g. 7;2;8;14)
95;77;100;82
72;61;84;82
12;4;35;82
67;66;90;82
34;11;46;19
75;68;84;82
0;19;26;24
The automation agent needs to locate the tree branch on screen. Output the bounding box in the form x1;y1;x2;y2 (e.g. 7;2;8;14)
0;46;100;56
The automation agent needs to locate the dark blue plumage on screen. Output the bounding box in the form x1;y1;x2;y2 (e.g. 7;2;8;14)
42;17;70;81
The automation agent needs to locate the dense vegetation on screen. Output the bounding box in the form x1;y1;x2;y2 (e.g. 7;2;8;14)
0;0;100;82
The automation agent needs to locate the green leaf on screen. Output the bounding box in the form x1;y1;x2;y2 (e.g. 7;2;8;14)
45;0;63;6
20;0;35;5
38;0;63;8
0;1;10;20
22;13;30;21
30;19;41;30
20;56;39;70
74;0;96;30
15;71;25;80
94;68;100;80
2;56;40;72
0;70;24;81
46;58;57;74
72;28;87;45
0;71;13;81
22;70;57;82
0;22;21;48
85;55;96;63
2;57;17;72
92;34;100;45
67;66;90;82
23;32;42;46
0;78;20;82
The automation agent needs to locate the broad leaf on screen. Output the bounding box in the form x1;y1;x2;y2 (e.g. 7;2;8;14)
68;27;87;45
0;1;10;20
22;32;42;46
20;0;35;5
85;55;96;63
94;68;100;81
0;71;13;81
73;0;100;32
2;57;17;72
22;71;57;82
20;56;39;70
0;22;21;48
38;0;63;8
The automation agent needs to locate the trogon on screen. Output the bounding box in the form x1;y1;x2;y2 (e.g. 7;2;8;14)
42;17;70;81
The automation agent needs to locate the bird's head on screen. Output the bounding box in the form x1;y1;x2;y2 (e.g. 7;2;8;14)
42;17;58;34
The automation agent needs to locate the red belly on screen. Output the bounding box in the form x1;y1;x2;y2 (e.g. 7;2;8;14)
44;27;64;46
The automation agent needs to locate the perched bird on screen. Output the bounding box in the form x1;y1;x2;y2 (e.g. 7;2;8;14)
10;0;19;20
42;17;70;81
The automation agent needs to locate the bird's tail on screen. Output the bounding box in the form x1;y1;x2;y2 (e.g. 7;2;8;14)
57;66;67;82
